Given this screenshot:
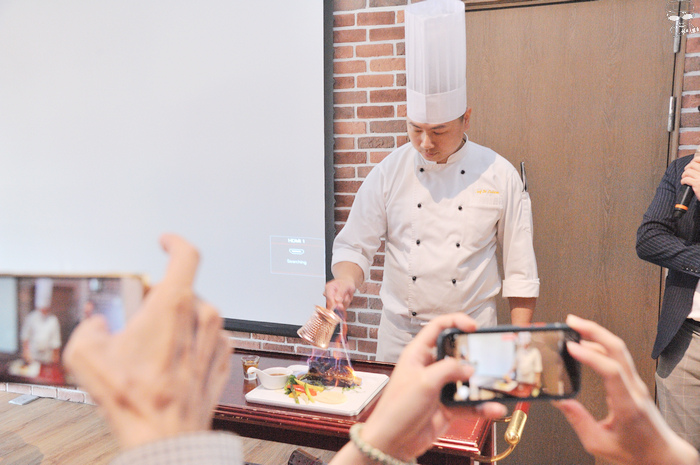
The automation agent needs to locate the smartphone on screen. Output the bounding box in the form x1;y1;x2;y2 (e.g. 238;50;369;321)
0;274;144;387
437;323;581;405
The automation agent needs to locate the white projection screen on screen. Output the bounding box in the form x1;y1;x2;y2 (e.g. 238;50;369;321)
0;0;333;335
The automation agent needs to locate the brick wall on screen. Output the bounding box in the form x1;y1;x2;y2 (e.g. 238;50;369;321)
681;9;700;155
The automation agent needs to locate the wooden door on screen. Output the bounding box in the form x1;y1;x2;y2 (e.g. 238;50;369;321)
464;1;677;463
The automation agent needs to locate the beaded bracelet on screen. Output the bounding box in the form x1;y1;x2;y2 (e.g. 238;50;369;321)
349;423;417;465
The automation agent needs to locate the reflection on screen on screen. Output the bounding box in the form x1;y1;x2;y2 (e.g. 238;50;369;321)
0;275;143;387
445;330;577;402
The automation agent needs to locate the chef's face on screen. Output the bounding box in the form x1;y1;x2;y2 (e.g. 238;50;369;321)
407;109;472;164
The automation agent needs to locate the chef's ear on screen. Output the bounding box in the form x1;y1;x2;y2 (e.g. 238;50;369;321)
462;108;472;132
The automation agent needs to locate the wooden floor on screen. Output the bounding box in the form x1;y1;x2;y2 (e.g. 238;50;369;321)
0;391;336;464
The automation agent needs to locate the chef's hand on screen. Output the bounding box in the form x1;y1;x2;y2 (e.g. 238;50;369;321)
324;261;363;312
554;315;699;465
330;313;508;465
681;147;700;200
63;234;230;450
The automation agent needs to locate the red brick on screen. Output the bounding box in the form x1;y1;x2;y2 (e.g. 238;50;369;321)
231;339;262;351
685;56;700;73
370;269;384;281
396;41;405;56
356;43;394;58
335;179;365;194
335;194;356;208
396;73;406;86
679;148;697;157
334;137;355;150
334;60;367;75
335;151;368;164
227;331;250;339
334;105;355;119
370;58;405;72
372;254;385;266
679;130;700;145
334;0;368;11
370;26;405;42
334;45;354;60
350;296;368;309
397;135;409;146
262;342;295;353
359;136;394;149
358;165;375;178
358;340;378;353
357;74;395;88
334;76;355;90
334;13;356;28
358;11;396;26
253;334;286;343
359;282;381;295
687;36;700;54
358;311;382;325
334;90;368;105
347;324;368;338
358;105;394;118
397;104;407;117
681;112;700;128
369;326;379;339
370;88;406;103
371;119;406;133
336;209;350;222
369;296;383;310
683;74;700;92
295;346;315;357
335;166;356;179
397;9;405;23
335;28;368;44
682;94;700;109
335;121;367;135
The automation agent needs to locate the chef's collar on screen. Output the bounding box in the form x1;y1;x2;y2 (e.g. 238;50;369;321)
414;134;469;167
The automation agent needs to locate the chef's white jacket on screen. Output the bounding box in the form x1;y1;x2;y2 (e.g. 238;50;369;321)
332;138;539;361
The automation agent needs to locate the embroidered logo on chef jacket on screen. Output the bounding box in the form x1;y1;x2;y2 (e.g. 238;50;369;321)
469;189;504;208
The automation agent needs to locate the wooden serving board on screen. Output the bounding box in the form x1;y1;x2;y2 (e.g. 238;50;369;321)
244;365;389;416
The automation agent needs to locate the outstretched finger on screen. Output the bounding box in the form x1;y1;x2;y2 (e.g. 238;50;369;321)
408;313;477;355
566;315;638;384
553;399;605;454
159;234;200;289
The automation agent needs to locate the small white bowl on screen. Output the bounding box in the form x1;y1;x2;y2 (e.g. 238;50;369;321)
248;367;293;389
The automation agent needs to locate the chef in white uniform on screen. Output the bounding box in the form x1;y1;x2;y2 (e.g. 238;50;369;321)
21;277;61;364
325;0;539;362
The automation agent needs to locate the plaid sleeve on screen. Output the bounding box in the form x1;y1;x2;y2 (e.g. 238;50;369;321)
110;432;242;465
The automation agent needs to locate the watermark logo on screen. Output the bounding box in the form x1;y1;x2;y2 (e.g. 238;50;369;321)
668;0;698;35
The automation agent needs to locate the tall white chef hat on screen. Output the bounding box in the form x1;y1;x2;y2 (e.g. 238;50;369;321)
34;277;53;309
405;0;467;124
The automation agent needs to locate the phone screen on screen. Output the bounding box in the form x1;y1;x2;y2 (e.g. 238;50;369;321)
438;325;580;405
0;275;144;386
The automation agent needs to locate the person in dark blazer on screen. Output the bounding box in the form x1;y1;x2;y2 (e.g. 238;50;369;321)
637;150;700;449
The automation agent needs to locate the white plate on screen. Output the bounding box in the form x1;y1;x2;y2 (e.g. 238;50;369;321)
245;366;389;416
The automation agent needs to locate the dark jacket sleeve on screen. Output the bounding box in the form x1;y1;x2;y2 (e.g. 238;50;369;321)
636;154;700;358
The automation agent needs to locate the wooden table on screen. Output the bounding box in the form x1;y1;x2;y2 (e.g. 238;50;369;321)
214;350;494;465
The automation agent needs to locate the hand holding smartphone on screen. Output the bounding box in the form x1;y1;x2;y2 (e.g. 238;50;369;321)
437;323;581;405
